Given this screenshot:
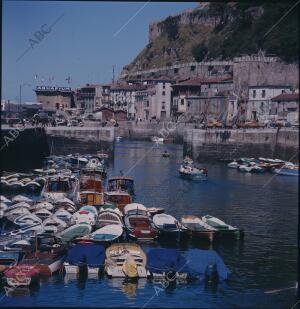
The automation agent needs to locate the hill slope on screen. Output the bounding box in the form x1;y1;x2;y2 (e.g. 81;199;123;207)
123;2;299;74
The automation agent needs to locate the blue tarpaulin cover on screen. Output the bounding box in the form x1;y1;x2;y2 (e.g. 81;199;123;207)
66;244;105;267
183;249;231;280
147;248;189;273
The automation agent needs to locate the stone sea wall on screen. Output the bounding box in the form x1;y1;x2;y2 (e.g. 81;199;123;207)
183;128;299;162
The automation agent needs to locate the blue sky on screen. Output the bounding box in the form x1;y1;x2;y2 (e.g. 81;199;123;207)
3;1;197;102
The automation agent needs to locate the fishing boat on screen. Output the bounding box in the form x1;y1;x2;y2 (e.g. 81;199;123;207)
146;248;189;282
79;191;104;207
202;215;244;239
181;215;217;242
83;225;124;243
179;165;208;181
152;213;181;238
108;176;135;196
273;164;299;176
4;265;40;287
150;136;164;143
56;224;92;243
41;175;79;202
79;168;104;192
64;243;105;274
105;243;147;278
96;209;123;229
104;191;132;213
85;160;107;179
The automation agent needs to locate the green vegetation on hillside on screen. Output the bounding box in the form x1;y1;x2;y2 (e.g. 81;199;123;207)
124;2;298;73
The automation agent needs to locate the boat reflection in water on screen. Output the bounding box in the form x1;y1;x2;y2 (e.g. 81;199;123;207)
107;277;147;298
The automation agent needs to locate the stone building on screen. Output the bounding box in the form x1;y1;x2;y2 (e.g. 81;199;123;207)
270;92;299;124
35;86;75;112
109;83;147;119
246;85;292;123
171;76;233;120
135;78;174;120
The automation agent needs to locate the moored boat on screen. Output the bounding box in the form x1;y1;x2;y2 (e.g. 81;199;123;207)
108;176;135;196
152;213;181;238
105;243;147;278
104;191;132;213
181;215;217;242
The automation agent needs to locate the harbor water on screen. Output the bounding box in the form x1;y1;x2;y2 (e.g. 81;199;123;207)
0;140;298;308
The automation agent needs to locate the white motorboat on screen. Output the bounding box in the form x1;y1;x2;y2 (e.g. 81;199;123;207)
123;203;148;216
238;164;253;173
32;201;54;211
53;208;72;223
43;216;67;232
96;209;123;229
150;136;164;143
0;196;11;204
5;207;31;222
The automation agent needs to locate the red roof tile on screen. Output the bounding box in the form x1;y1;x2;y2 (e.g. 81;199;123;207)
271;93;299;101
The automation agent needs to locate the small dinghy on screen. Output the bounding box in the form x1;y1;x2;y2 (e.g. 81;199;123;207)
162;151;170;158
64;243;105;274
85;225;123;243
273;164;299;176
202;215;244;239
9;201;31;210
14;213;42;227
105;243;147;278
12;195;33;204
179;165;208;181
71;210;96;226
227;160;239;169
4;265;40;287
79;205;98;216
33;201;54;211
0;196;11;204
32;208;52;221
150;136;164;143
152;213;181;238
56;224;92;243
181;215;217;242
146;248;189;282
53;208;72;223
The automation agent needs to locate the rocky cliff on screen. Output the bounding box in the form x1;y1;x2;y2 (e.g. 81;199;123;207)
122;2;299;76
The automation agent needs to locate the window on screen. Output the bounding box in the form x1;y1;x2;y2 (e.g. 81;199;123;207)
190;65;195;71
262;90;266;98
181;99;184;105
208;65;214;71
225;65;230;71
252;90;256;98
163;83;165;89
162;91;165;96
162;102;165;110
174;68;178;74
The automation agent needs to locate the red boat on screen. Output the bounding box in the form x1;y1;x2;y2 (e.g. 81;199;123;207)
4;265;40;287
19;251;66;276
124;214;158;241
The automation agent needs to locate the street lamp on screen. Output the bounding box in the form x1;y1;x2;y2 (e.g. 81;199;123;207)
19;83;31;115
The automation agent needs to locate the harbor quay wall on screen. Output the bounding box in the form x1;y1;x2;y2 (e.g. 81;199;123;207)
0;127;50;171
183;128;299;162
45;126;115;143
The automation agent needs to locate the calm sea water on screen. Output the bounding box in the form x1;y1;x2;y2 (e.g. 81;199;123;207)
1;140;298;308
